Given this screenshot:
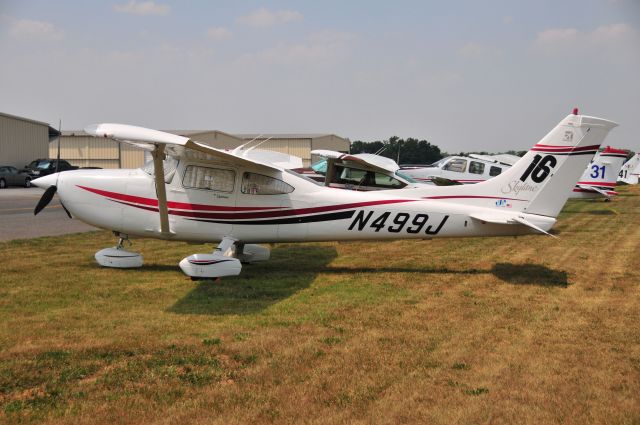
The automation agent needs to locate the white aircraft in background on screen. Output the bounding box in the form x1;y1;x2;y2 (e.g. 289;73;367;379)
400;146;627;200
618;152;640;185
31;111;617;279
400;154;519;184
300;146;628;201
571;146;629;199
293;150;423;190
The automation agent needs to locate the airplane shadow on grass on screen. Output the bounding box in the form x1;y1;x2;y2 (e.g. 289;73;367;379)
168;245;339;316
169;246;567;316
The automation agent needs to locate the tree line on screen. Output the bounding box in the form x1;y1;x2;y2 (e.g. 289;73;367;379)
350;137;527;165
350;136;443;166
351;137;635;165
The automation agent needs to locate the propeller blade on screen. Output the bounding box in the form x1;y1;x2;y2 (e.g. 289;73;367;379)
60;202;72;219
34;185;57;215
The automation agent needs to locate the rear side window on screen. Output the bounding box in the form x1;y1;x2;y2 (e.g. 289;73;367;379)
241;172;294;195
469;161;485;175
443;159;467;173
182;165;235;192
489;166;502;177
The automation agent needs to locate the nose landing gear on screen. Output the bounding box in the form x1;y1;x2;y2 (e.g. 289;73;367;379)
95;233;144;268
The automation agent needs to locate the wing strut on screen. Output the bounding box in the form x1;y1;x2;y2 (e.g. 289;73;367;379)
151;144;171;235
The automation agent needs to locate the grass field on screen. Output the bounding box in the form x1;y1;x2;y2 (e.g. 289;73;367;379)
1;186;639;424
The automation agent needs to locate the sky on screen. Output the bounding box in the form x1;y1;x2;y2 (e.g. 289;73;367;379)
0;0;638;153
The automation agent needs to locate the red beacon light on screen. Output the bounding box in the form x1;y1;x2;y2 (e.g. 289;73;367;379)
572;107;579;115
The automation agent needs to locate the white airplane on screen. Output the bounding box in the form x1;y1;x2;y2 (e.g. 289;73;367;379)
571;146;629;199
31;111;617;279
402;145;627;199
293;150;423;190
400;154;518;184
618;152;640;185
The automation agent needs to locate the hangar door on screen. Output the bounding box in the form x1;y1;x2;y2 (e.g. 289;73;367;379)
261;139;312;167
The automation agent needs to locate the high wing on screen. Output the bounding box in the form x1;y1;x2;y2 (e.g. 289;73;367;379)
310;149;399;174
84;123;283;173
84;123;284;235
239;149;303;169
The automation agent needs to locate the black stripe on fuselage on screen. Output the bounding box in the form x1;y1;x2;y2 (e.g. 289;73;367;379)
535;150;600;156
186;210;356;225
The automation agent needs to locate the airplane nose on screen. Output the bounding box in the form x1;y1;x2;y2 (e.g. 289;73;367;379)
32;173;60;189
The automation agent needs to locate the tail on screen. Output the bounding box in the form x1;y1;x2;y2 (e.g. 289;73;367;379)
573;146;628;197
413;111;618;217
618;153;640;185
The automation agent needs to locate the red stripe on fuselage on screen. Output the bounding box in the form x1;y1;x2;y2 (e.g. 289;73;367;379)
79;185;417;219
422;195;527;201
77;185;285;211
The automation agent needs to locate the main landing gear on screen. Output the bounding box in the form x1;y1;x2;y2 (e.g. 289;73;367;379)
94;234;269;279
95;233;144;268
179;236;270;279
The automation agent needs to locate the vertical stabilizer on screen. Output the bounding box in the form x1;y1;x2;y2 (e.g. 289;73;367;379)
410;111;618;217
618;153;640;185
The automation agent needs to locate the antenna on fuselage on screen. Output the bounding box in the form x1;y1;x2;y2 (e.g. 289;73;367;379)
231;134;263;155
242;137;273;156
374;146;386;155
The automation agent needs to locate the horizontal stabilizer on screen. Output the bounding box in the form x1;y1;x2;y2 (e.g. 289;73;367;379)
577;184;614;198
469;211;557;238
511;216;558;238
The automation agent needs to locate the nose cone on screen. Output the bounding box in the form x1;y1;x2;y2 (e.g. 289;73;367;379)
32;173;59;189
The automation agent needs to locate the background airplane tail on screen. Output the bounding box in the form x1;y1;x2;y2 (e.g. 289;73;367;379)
417;111;618;217
618;153;640;185
573;146;628;196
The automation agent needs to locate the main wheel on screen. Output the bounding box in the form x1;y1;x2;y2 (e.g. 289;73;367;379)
0;178;6;189
24;177;31;188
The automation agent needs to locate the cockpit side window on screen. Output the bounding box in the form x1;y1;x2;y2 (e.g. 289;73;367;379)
182;165;235;192
469;161;485;175
489;166;502;177
443;159;467;173
241;172;294;195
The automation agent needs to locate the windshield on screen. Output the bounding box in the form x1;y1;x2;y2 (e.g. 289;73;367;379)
311;159;327;174
395;171;417;183
140;156;180;183
429;156;451;168
285;169;323;186
29;160;51;170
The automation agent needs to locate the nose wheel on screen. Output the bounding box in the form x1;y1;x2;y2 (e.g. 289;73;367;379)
95;233;144;268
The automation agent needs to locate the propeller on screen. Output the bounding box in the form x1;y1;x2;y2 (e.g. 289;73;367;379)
34;119;62;216
34;185;57;215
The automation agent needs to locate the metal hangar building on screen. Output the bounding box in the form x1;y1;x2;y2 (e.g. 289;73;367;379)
51;130;350;169
0;112;59;168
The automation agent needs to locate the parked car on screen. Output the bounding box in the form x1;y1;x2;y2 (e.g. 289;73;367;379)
23;159;79;178
0;166;33;188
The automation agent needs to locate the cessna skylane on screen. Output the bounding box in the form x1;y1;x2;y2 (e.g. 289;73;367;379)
32;110;617;279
